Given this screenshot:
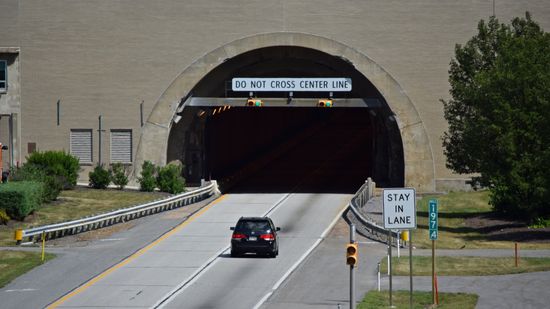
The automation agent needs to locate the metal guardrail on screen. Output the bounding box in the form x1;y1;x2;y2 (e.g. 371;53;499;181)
17;181;220;244
347;178;398;242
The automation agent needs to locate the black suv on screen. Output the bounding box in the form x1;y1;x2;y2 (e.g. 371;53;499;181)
230;217;280;258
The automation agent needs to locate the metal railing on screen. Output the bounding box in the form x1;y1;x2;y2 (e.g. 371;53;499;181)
347;178;398;242
17;181;220;244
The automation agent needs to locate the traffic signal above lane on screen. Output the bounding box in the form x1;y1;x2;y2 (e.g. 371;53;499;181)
318;99;333;107
247;99;263;107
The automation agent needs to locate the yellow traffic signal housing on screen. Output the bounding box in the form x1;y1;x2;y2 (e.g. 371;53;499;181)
247;99;263;107
318;99;333;107
346;242;358;266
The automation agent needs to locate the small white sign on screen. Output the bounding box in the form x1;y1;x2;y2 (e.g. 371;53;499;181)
232;77;352;92
382;188;417;230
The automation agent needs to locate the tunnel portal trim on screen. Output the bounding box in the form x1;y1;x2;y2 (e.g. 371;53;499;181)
135;32;435;192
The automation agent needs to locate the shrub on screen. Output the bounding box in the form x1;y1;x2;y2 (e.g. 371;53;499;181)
89;165;111;189
157;164;185;194
110;163;129;190
26;150;80;189
0;209;10;225
0;181;43;220
11;164;62;202
138;161;157;192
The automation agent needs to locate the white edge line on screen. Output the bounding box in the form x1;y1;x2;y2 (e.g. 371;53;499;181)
252;202;348;309
153;193;292;309
4;288;38;292
264;193;292;217
152;246;229;309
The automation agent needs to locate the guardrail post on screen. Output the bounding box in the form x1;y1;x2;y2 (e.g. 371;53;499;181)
41;231;46;262
377;262;381;291
14;228;23;245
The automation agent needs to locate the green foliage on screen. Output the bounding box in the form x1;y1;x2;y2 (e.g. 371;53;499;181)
0;251;56;288
157;164;186;194
530;217;550;228
138;161;157;192
0;181;43;220
110;163;129;190
11;164;61;202
442;12;550;222
360;290;478;309
0;209;10;224
88;165;111;189
25;150;80;189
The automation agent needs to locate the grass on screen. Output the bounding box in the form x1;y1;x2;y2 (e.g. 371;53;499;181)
381;256;550;276
412;191;550;249
0;187;168;246
0;250;56;288
359;290;478;309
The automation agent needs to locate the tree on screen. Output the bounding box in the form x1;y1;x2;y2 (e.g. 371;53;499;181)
442;12;550;222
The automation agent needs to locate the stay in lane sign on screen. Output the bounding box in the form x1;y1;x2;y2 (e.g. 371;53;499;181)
383;188;417;230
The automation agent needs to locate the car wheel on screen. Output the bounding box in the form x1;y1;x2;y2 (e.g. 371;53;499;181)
267;249;277;258
231;249;240;257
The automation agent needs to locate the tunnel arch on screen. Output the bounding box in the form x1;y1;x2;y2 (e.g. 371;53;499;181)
135;32;435;192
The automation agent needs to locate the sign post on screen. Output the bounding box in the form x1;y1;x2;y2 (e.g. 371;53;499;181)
349;224;356;309
429;199;438;305
383;188;417;308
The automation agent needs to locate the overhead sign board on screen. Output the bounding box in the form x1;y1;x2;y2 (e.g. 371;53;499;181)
232;78;352;92
383;188;417;230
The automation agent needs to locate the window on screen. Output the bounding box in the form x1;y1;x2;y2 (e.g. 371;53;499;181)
110;130;132;163
0;60;6;92
70;129;93;164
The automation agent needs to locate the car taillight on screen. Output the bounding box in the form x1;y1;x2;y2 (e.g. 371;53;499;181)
232;233;246;239
260;234;275;241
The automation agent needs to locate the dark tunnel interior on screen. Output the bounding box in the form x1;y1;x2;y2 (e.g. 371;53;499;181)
204;107;376;193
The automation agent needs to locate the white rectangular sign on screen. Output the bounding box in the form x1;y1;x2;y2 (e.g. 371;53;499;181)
383;188;417;230
232;78;352;92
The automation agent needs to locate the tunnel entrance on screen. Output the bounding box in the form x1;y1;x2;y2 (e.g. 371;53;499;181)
166;46;404;193
207;107;373;193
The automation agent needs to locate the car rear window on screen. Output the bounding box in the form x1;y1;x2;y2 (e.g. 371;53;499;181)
236;220;272;233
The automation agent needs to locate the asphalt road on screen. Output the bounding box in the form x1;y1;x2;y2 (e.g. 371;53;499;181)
0;196;216;309
28;193;350;308
158;193;351;309
3;194;550;309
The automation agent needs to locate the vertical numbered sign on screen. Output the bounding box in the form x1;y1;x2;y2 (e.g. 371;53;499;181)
429;199;438;240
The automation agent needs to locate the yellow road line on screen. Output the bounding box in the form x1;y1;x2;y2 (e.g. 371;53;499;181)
47;194;227;308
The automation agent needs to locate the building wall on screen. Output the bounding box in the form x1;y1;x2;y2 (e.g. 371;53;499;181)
0;47;21;169
0;0;548;190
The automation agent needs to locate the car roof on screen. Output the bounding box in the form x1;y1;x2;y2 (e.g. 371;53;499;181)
238;216;270;221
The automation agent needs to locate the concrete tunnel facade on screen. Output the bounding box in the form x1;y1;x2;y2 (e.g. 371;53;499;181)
135;33;435;193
